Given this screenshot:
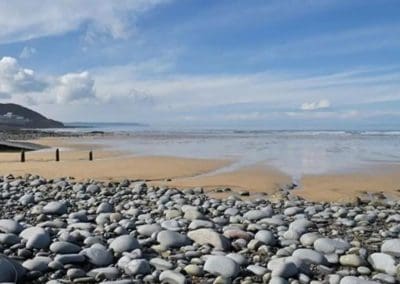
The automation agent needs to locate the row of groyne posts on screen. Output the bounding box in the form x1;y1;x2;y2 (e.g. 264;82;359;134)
20;148;93;163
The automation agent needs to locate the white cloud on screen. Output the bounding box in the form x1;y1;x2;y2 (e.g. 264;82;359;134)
0;0;170;44
1;56;400;125
286;110;359;119
300;99;331;111
53;72;95;104
90;62;400;117
19;46;36;59
0;56;97;104
0;56;46;95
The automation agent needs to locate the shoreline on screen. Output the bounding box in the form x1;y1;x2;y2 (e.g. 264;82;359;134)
0;135;400;202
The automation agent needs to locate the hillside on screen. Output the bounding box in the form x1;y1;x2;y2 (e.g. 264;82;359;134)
0;103;64;128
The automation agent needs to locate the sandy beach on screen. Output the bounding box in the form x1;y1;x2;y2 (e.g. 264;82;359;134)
297;165;400;202
0;136;399;202
0;137;291;196
0;151;228;183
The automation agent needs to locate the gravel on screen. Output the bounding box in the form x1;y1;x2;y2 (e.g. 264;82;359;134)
0;174;398;283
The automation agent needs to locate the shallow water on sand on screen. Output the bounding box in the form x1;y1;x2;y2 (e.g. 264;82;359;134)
70;128;400;181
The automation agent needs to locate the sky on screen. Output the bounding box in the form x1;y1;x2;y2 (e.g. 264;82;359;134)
0;0;399;129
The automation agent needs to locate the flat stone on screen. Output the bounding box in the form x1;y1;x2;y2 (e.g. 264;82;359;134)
125;259;151;276
0;219;23;234
243;208;273;221
314;238;351;254
381;239;400;257
189;220;214;230
299;232;321;247
20;226;43;239
55;254;85;264
284;206;303;216
19;193;34;205
226;253;248;265
23;256;51;272
372;273;396;284
67;268;86;279
81;244;113;267
339;254;366;267
42;201;68;215
224;208;239;216
149;257;174;270
182;206;204;220
26;229;50;249
157;230;191;250
87;267;121;280
137;224;162;237
269;276;289;284
255;230;276;245
204;255;240;278
87;184;100;194
292;248;326;265
50;241;81;254
285;219;313;240
188;229;230;251
96;202;113;214
184;264;203;276
247;264;267;276
368;253;396;276
223;228;252;240
259;217;285;226
159;270;187;284
109;235;140;253
165;209;181;219
340;276;378;284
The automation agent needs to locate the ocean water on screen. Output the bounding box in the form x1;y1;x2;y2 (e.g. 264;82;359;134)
49;123;400;180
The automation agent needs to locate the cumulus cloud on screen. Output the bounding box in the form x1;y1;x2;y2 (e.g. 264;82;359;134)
300;99;331;111
53;72;96;104
0;56;46;95
0;56;97;104
19;46;37;59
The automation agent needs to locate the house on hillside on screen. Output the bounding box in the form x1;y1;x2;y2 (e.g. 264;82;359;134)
0;112;30;126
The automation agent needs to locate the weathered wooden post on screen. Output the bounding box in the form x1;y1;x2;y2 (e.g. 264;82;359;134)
21;150;25;163
89;150;93;161
55;148;60;162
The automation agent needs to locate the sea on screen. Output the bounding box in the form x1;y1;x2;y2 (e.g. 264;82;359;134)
41;123;400;181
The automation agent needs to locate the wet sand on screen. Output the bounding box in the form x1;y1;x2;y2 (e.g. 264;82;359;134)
297;165;400;202
152;165;292;197
1;136;400;202
0;151;229;183
0;137;291;195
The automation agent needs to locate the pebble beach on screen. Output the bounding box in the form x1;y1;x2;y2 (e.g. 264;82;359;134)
0;174;399;283
1;1;399;283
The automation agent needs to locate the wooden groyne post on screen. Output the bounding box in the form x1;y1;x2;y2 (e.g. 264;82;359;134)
21;150;25;163
55;148;60;162
89;150;93;161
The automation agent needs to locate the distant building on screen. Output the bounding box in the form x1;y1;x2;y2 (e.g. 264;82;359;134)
0;112;30;126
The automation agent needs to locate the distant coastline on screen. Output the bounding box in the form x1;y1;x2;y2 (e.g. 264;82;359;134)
64;122;149;128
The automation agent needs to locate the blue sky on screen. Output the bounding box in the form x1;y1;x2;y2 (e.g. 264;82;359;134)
0;0;399;129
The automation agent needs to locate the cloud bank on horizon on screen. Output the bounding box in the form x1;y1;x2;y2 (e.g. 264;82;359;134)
0;0;399;129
